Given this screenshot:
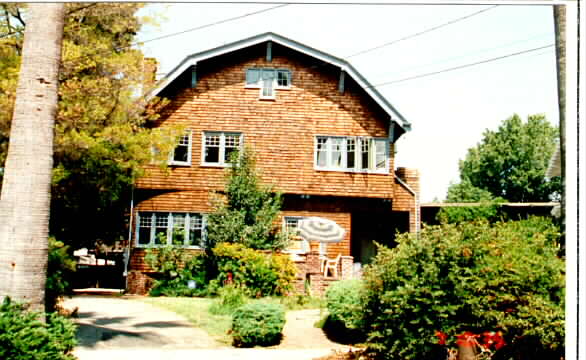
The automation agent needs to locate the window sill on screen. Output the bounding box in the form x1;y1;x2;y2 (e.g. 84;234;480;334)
200;162;231;168
168;162;191;167
314;167;389;175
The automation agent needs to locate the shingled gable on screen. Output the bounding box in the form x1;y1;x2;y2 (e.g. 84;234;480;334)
147;32;411;138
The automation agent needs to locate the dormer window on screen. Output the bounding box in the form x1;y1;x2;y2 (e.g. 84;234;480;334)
246;68;291;99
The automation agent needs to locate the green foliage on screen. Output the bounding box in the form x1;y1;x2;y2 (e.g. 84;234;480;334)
454;114;561;202
212;242;297;297
0;298;77;360
0;4;177;249
231;302;286;347
45;238;77;313
145;247;208;297
209;285;250;315
206;147;289;251
325;279;365;331
361;217;564;360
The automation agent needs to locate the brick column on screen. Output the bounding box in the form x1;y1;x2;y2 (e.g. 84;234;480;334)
340;256;354;279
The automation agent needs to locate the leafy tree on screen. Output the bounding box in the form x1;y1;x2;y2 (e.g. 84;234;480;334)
451;114;561;203
0;4;176;248
206;147;289;251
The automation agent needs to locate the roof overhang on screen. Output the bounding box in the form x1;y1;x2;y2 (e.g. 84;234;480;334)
147;32;411;133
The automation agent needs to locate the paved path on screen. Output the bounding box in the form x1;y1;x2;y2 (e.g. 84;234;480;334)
62;296;349;360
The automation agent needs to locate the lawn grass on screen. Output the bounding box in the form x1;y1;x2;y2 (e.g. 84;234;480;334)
141;297;233;343
140;294;325;344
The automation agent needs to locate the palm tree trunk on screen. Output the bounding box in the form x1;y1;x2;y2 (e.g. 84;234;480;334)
0;3;65;312
553;5;566;228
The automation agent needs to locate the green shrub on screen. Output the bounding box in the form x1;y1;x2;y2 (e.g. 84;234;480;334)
212;242;296;297
326;279;365;331
0;298;77;360
231;302;286;347
205;147;289;251
46;237;77;312
362;217;564;360
145;246;208;297
209;284;249;315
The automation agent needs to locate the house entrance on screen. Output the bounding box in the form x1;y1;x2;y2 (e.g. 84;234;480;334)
350;211;408;265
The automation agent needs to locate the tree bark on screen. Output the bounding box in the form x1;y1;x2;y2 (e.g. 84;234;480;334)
0;3;65;312
553;5;566;231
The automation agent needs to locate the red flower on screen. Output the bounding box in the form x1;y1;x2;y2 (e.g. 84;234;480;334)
435;331;448;345
456;331;478;347
480;331;506;350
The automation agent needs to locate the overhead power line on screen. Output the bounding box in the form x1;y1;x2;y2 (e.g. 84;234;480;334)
63;4;288;66
370;43;554;88
346;5;498;58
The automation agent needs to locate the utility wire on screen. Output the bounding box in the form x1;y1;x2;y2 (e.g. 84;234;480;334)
62;4;288;66
346;5;498;58
370;43;554;88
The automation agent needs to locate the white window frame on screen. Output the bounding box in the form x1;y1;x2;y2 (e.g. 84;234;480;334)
201;131;243;167
168;131;192;166
245;68;291;99
314;135;390;174
135;212;206;248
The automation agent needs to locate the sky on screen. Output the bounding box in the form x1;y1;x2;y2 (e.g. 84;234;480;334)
135;2;559;202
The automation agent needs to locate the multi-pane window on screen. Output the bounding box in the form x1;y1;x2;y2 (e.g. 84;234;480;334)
136;212;205;248
169;131;192;166
245;68;291;99
202;131;243;166
314;136;389;173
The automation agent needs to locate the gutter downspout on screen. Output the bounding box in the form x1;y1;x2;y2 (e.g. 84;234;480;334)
395;174;420;235
124;187;134;291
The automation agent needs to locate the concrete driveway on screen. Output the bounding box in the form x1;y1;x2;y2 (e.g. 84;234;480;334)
62;295;344;360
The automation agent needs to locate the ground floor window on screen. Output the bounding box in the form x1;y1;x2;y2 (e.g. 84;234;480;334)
136;212;205;248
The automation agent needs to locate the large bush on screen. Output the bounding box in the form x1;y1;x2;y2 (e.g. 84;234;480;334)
0;298;77;360
231;302;286;347
362;217;564;360
145;246;208;297
325;279;365;331
212;242;296;297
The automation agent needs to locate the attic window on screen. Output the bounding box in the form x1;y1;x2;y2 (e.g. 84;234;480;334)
246;68;291;99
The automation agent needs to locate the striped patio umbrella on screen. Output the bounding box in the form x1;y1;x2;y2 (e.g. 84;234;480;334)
297;217;345;243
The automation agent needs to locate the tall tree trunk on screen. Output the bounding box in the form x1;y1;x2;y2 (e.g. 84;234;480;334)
553;5;566;229
0;3;65;312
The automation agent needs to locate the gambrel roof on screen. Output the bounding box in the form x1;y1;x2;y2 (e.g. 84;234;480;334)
148;32;411;133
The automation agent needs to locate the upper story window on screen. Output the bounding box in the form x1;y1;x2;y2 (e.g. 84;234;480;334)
169;131;192;166
202;131;243;166
315;136;389;174
136;212;205;248
245;68;291;99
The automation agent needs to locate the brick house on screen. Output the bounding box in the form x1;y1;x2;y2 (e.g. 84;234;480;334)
126;32;420;294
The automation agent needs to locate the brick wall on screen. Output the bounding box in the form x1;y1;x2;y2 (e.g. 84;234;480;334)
137;42;396;199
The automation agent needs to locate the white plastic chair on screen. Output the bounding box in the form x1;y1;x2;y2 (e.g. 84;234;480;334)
323;253;342;279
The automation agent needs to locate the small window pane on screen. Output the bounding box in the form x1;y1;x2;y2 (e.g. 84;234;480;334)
172;214;186;245
361;139;371;170
316;138;328;167
173;144;189;163
204;133;220;163
154;213;168;245
375;140;387;170
331;138;343;168
277;70;290;87
188;215;203;247
346;138;356;169
246;69;260;86
138;213;152;245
